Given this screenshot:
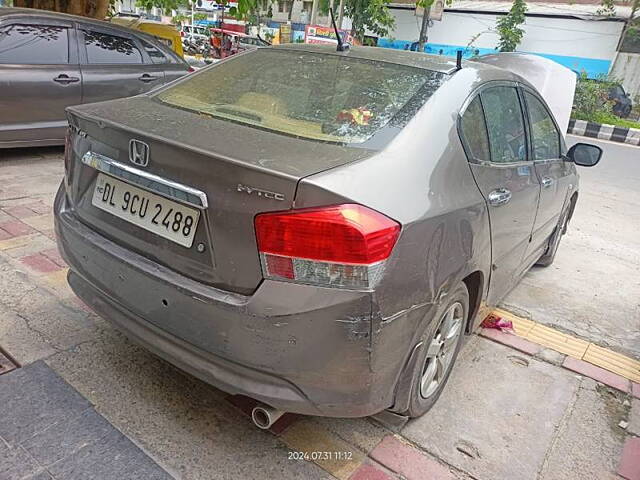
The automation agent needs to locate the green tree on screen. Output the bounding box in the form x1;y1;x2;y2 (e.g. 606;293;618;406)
13;0;113;18
341;0;395;43
496;0;527;52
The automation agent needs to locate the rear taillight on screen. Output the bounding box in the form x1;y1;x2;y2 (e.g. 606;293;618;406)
255;204;400;289
187;66;195;73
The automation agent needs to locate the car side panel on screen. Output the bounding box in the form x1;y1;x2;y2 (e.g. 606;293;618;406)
77;24;167;105
0;17;80;147
294;69;493;399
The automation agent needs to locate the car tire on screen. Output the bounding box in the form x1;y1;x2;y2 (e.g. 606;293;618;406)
536;203;571;267
400;282;468;418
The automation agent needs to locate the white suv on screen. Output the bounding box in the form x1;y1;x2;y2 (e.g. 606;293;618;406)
180;24;210;42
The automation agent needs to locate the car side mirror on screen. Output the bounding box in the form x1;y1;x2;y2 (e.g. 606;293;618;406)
566;143;602;167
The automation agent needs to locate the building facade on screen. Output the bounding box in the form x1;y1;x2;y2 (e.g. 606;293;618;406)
379;1;631;78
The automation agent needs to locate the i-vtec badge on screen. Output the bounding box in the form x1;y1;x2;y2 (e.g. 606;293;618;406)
237;184;285;201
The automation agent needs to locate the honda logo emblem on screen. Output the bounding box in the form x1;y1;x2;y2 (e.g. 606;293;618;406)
129;139;149;167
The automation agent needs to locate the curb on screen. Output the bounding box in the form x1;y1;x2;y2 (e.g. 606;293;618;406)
568;119;640;146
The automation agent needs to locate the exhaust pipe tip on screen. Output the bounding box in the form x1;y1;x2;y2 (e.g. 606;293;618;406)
251;405;284;430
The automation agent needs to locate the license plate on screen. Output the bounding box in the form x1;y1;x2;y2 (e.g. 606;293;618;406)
92;173;200;248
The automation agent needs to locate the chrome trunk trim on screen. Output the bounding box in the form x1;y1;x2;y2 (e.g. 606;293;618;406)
81;151;208;209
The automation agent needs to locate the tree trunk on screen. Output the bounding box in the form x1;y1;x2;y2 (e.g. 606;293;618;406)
337;0;345;28
13;0;110;19
417;6;430;52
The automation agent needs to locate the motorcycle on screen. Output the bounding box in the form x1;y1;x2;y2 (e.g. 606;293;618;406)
182;35;211;57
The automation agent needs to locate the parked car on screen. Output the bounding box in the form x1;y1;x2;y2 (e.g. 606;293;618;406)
110;15;184;58
179;24;210;43
237;35;269;49
54;45;602;423
0;8;190;149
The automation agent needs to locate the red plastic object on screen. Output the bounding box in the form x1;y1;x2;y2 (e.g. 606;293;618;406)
255;204;400;265
480;314;514;332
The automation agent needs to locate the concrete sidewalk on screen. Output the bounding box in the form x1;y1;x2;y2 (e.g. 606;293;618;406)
0;147;637;480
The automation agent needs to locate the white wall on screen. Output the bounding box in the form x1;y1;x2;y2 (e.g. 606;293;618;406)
611;53;640;97
389;9;624;61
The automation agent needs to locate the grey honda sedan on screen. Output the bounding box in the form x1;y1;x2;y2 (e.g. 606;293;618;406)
0;8;189;149
54;44;601;421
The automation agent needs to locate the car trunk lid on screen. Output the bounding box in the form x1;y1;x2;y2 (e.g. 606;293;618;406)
65;96;373;295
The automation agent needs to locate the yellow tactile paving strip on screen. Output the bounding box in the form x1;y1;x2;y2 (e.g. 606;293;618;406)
493;308;640;384
279;420;365;480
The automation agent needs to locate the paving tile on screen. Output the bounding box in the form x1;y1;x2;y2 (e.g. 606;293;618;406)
0;361;90;444
0;233;42;251
628;398;640;437
48;429;173;480
0;219;36;237
281;419;365;480
402;339;580;480
0;188;27;200
0;229;11;241
0;444;41;480
562;356;630;393
22;201;51;216
538;377;626;480
22;408;113;467
583;343;640;383
19;253;64;274
370;435;454;480
618;437;640;480
40;248;66;267
526;323;590;358
632;382;640;399
2;205;39;219
25;472;54;480
22;215;54;233
349;462;394;480
42;268;72;295
480;328;541;356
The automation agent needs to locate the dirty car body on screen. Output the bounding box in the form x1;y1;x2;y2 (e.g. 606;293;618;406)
0;8;189;149
55;45;596;417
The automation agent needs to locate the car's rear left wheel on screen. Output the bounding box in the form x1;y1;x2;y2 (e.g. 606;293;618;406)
400;283;468;418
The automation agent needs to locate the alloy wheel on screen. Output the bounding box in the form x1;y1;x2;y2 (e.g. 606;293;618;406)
420;302;464;399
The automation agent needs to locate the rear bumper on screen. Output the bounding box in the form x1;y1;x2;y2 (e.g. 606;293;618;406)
54;185;398;417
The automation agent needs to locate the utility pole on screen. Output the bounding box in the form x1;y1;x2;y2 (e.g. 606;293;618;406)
417;6;430;52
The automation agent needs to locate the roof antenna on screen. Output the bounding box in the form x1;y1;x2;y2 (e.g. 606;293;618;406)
329;7;348;52
456;50;463;70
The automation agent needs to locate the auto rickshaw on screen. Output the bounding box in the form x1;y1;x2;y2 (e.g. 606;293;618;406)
110;16;184;58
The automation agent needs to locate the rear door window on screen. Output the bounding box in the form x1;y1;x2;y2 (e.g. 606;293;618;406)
82;29;143;64
0;23;69;64
140;39;168;64
460;96;490;162
524;92;560;160
480;86;527;163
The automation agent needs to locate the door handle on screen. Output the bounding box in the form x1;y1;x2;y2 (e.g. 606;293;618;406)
488;188;512;207
53;74;80;84
138;74;159;82
541;176;554;188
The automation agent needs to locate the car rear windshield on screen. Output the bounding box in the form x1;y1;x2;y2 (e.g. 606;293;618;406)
155;49;445;144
